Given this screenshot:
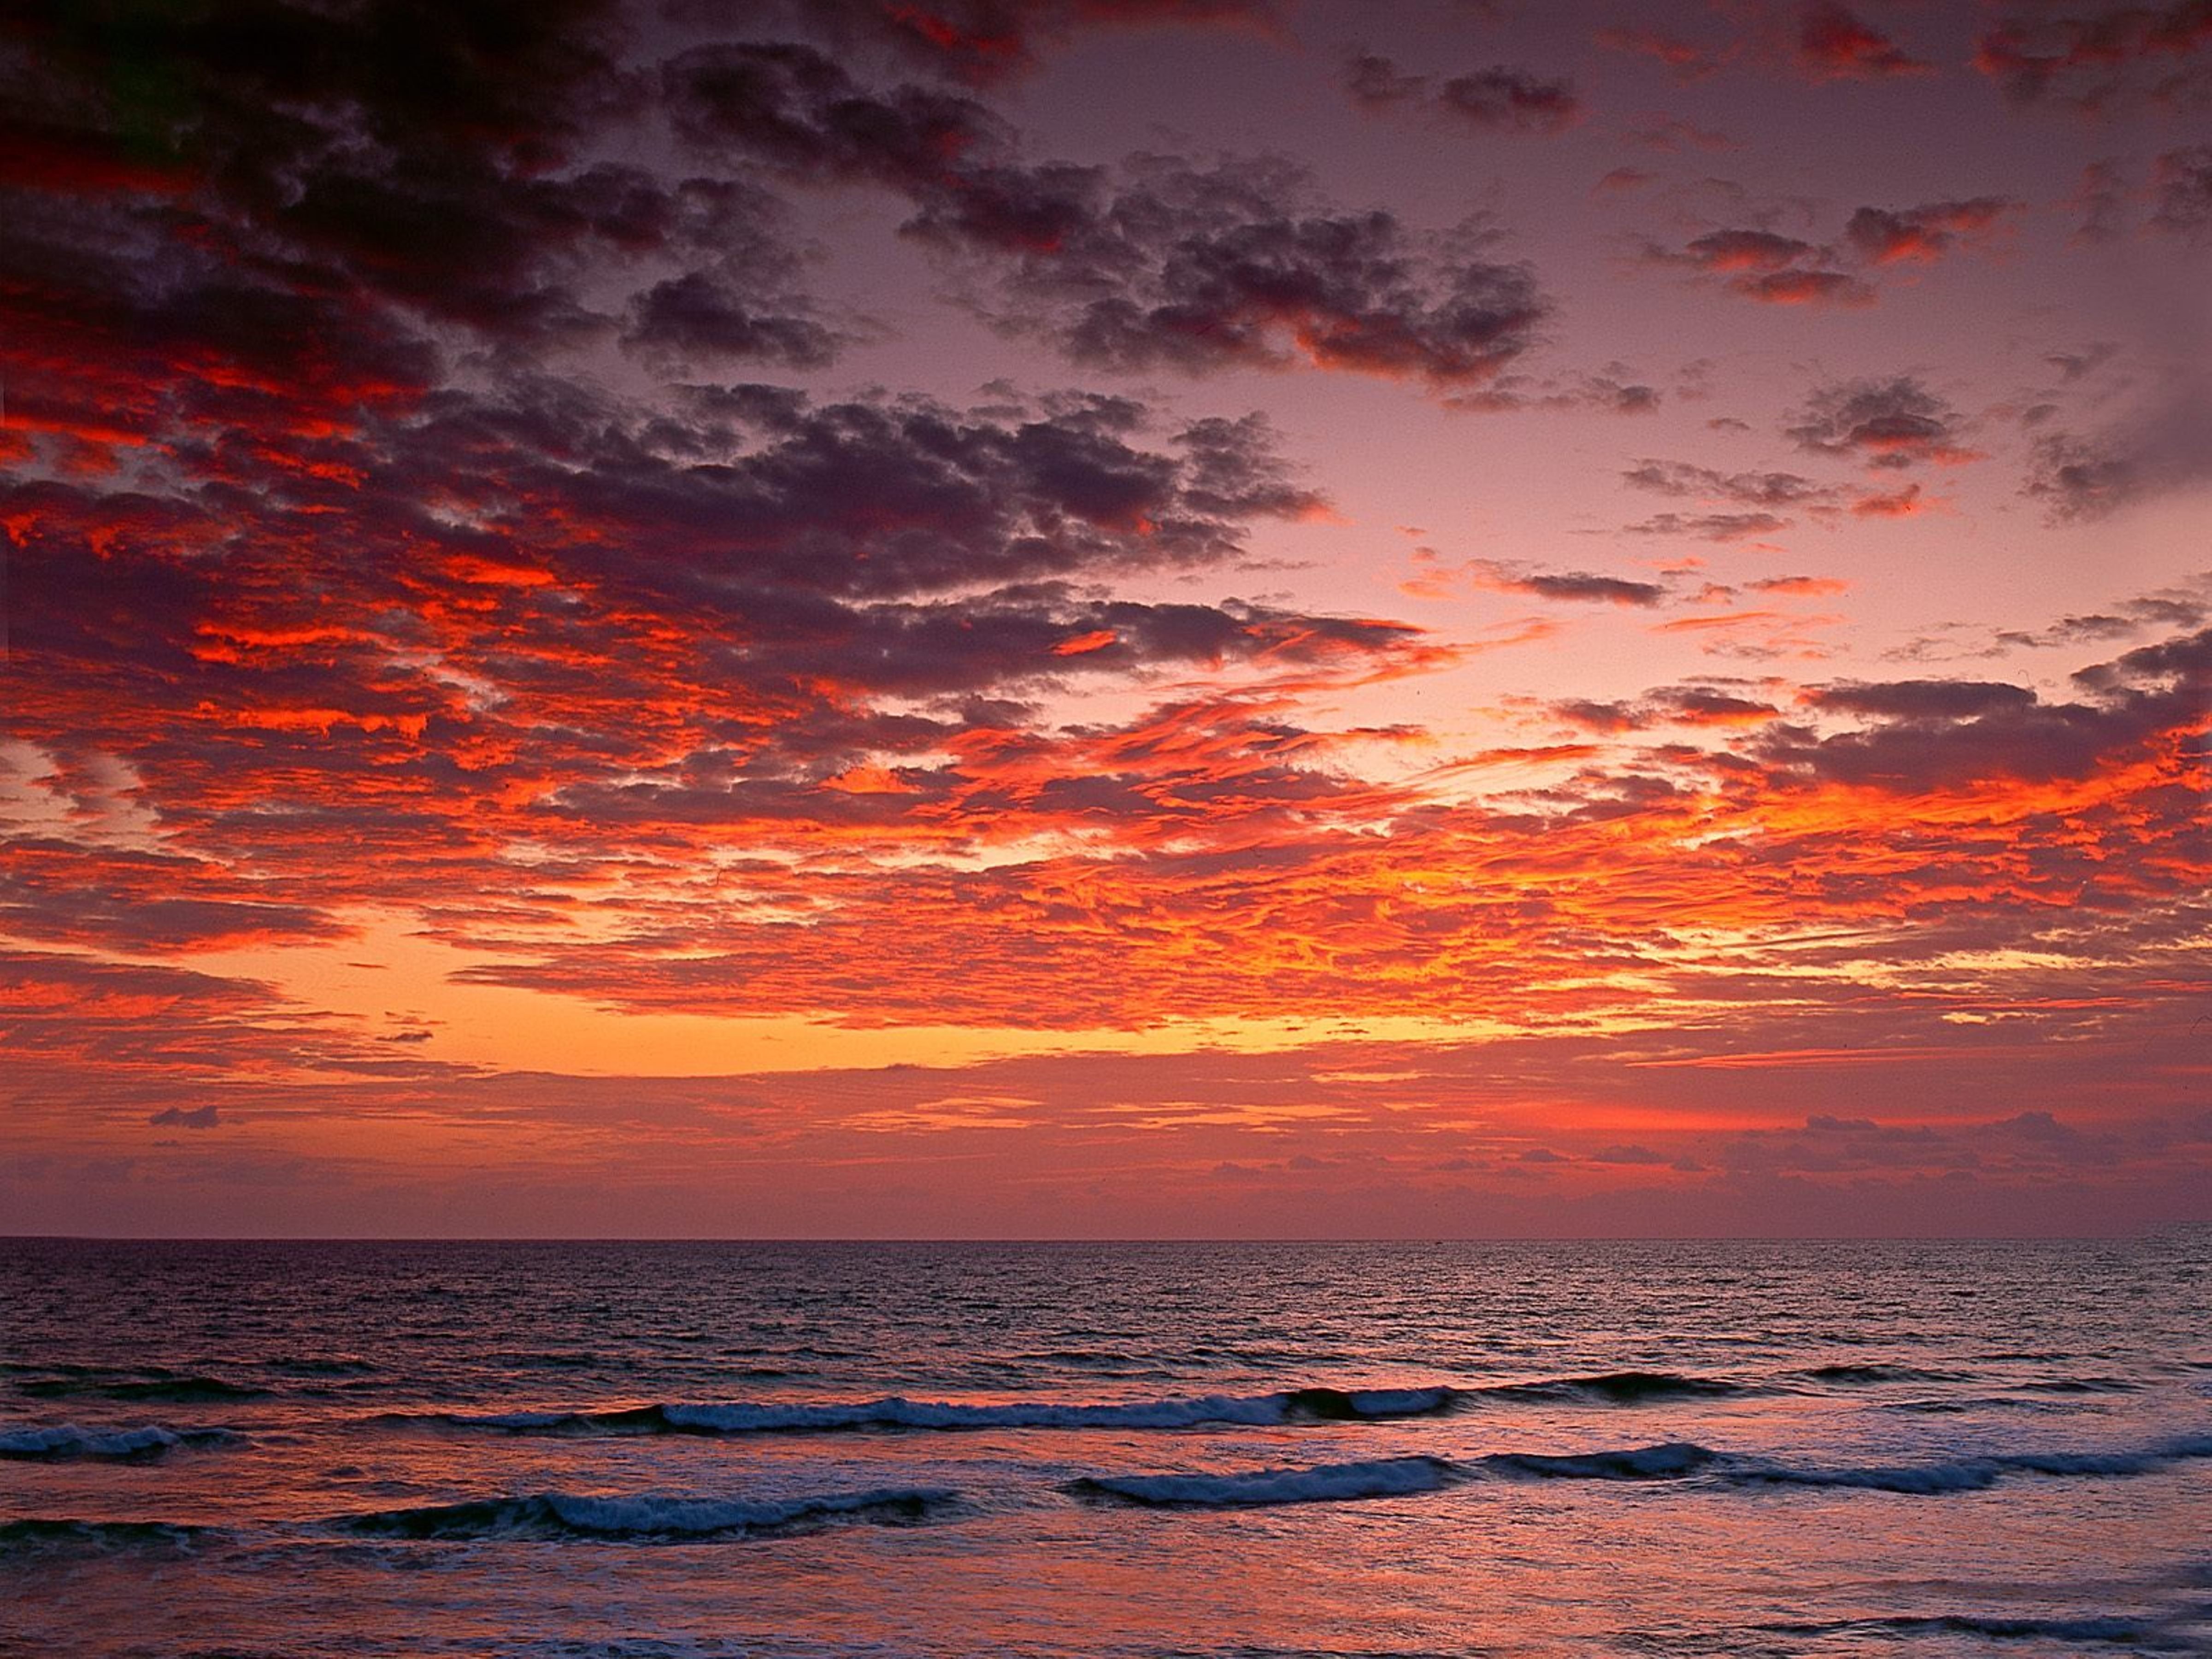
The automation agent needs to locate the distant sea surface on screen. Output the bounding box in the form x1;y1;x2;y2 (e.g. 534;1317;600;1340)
4;1236;2208;1659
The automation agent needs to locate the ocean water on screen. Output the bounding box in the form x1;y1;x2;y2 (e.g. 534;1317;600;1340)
3;1236;2208;1659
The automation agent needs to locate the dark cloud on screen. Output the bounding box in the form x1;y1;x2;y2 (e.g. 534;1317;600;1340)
2025;432;2142;520
1785;377;1978;468
1975;3;2212;112
1594;26;1732;81
1797;3;1930;79
2070;160;2131;243
1345;53;1580;134
1623;460;1834;508
1474;564;1669;606
685;0;1284;86
1623;512;1791;542
149;1104;222;1129
2152;145;2212;236
2024;379;2212;521
1760;631;2210;791
665;43;1548;388
1643;229;1872;307
622;271;840;369
1814;680;2039;721
1843;199;2018;264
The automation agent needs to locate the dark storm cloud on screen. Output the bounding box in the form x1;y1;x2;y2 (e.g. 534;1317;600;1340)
1345;52;1582;134
1796;3;1931;79
1784;377;1977;468
1975;2;2212;112
665;44;1548;388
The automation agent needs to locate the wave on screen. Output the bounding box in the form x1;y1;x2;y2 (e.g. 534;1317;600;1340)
1070;1455;1463;1508
0;1519;212;1555
1068;1431;2212;1511
1796;1364;1965;1386
1724;1435;2212;1496
1479;1441;1718;1480
433;1385;1466;1437
1473;1371;1747;1404
335;1486;958;1541
1759;1614;2174;1648
0;1424;244;1461
17;1372;267;1403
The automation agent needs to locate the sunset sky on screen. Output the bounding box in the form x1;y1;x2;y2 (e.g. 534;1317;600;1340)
3;0;2208;1236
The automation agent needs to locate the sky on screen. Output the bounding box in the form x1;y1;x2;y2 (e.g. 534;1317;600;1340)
1;0;2208;1238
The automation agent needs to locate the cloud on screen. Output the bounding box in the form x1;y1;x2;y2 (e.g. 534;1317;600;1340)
1623;460;1835;507
1796;3;1932;80
2152;145;2212;236
1346;52;1581;133
2024;377;2212;520
1594;26;1733;81
1843;198;2018;264
714;0;1286;86
665;44;1551;389
1784;377;1980;468
621;271;840;370
1465;563;1671;606
1975;3;2212;113
1624;512;1791;542
149;1104;222;1129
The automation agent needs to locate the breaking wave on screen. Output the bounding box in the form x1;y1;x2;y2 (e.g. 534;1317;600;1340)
432;1385;1465;1436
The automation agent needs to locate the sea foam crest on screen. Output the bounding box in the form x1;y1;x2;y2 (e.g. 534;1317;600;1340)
337;1485;958;1541
0;1424;243;1460
1723;1433;2212;1495
1070;1455;1463;1508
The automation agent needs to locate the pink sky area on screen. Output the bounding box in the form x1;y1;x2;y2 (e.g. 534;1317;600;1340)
2;0;2208;1236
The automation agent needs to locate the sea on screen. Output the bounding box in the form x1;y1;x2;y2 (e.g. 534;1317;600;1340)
3;1235;2208;1659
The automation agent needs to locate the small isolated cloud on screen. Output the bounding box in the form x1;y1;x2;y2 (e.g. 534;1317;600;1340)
1844;198;2018;264
2152;145;2212;238
1346;52;1581;134
1468;561;1670;605
1785;377;1980;469
1624;511;1792;542
149;1104;222;1129
1797;2;1932;80
1595;25;1733;81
